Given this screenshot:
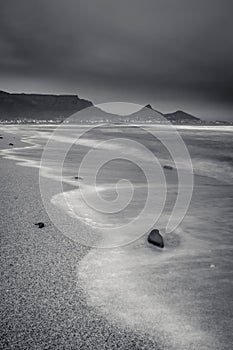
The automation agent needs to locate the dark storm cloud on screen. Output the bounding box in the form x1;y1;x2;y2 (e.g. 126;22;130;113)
0;0;233;119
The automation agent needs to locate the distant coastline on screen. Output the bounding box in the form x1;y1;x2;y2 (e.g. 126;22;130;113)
0;90;232;126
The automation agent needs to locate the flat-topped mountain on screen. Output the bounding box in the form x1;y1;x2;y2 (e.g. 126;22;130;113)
0;90;92;121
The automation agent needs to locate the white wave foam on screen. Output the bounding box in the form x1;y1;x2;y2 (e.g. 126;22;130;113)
77;225;219;349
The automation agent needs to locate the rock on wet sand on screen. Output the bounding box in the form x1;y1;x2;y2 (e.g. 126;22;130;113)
163;165;173;170
148;229;164;248
74;176;83;180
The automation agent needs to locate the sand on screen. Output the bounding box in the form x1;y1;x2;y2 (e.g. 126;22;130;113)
0;130;159;350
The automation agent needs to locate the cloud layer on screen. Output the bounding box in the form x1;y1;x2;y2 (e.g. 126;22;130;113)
0;0;233;120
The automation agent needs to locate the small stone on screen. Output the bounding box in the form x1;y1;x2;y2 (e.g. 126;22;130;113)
34;222;45;229
0;136;3;139
74;176;83;180
163;165;173;170
148;229;164;248
210;264;215;268
9;143;14;146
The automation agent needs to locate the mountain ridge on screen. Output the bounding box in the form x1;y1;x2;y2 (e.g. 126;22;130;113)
0;89;221;124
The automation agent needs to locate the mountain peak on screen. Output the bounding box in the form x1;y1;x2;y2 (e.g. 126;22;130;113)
164;110;200;123
145;104;153;109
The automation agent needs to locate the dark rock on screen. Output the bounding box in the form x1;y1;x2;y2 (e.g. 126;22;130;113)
148;229;164;248
74;176;83;180
9;143;14;146
163;165;173;170
34;222;45;229
0;136;3;139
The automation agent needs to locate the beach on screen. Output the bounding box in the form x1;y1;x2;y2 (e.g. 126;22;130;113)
1;124;233;349
0;128;159;349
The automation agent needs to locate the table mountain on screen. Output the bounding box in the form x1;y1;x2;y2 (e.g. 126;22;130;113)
0;90;92;121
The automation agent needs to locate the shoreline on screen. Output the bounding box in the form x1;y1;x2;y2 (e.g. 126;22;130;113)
1;125;233;349
0;129;160;349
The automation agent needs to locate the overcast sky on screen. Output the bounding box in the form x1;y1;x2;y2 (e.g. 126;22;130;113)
0;0;233;120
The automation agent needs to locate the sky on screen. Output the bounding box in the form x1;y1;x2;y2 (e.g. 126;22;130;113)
0;0;233;121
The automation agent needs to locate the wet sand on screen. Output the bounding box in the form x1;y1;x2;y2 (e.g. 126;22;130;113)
0;130;159;350
78;178;233;350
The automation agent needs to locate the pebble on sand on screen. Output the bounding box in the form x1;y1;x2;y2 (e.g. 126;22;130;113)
148;229;164;248
163;165;173;170
74;176;83;180
34;222;45;229
9;143;14;146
